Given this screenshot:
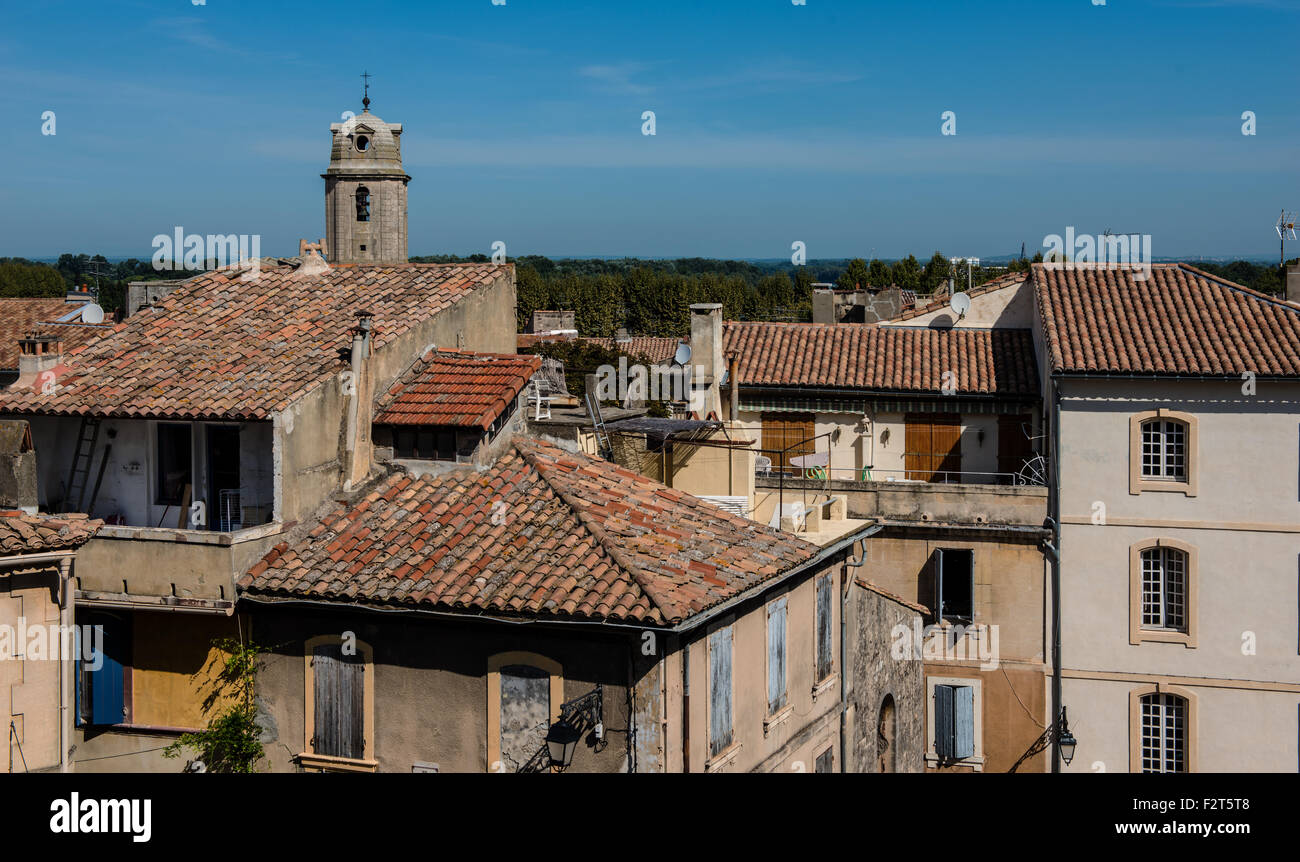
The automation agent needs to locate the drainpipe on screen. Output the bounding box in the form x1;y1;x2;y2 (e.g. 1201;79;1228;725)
1048;375;1063;773
58;555;72;773
344;311;373;489
843;539;868;773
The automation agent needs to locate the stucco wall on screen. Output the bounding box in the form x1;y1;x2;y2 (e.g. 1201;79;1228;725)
1;562;65;772
251;605;635;773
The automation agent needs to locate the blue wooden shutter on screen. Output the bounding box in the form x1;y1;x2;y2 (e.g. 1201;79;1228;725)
934;684;954;759
709;627;733;756
90;615;125;726
767;598;787;713
953;685;975;759
935;684;975;761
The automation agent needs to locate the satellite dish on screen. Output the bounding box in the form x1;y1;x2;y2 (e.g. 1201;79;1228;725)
949;292;971;319
80;303;105;324
673;342;692;366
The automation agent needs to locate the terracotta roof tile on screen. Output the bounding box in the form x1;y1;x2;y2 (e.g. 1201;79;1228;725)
517;333;683;363
0;298;114;371
1032;263;1300;376
723;321;1039;397
0;511;101;555
374;349;541;429
240;438;820;626
0;262;510;420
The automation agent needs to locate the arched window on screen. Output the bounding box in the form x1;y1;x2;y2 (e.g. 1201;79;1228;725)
1140;546;1187;631
877;694;897;773
355;187;371;222
1140;418;1187;481
1139;692;1188;772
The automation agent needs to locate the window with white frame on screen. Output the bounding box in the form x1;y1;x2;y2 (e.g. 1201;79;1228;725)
1139;692;1187;773
766;596;787;714
1141;547;1187;631
1141;419;1187;482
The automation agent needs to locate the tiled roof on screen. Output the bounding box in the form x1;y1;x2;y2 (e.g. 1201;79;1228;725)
0;262;510;420
0;299;113;371
885;271;1029;322
240;438;820;626
1032;263;1300;376
374;350;541;429
723;321;1039;397
0;511;100;556
517;333;683;364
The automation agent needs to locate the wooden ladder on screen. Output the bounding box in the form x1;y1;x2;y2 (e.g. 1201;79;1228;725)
64;416;101;512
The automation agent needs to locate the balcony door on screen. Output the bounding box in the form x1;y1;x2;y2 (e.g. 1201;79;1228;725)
904;413;962;482
206;426;241;531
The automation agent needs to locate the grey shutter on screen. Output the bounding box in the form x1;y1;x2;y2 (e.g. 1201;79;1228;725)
767;598;787;713
935;548;946;620
816;574;833;681
313;644;364;759
709;627;733;756
953;685;975;759
934;683;954;759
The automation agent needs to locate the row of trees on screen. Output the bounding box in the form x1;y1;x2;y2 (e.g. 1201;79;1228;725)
0;254;191;312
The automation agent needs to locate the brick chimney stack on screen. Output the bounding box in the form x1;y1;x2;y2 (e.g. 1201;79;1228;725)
17;333;63;377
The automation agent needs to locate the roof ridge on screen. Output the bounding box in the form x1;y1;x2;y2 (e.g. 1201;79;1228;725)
512;439;678;623
1176;263;1300;312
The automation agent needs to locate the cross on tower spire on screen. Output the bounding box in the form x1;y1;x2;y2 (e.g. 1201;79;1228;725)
361;70;372;111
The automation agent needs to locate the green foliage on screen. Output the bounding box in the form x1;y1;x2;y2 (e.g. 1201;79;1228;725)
0;259;65;297
836;258;869;291
163;637;268;773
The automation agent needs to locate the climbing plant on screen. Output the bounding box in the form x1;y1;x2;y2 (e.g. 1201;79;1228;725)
163;637;268;773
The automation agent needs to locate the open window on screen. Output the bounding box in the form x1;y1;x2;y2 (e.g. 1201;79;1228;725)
155;423;192;506
76;611;129;727
933;548;974;623
355;187;371;222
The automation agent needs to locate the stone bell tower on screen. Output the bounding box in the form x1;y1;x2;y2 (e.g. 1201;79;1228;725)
323;82;410;264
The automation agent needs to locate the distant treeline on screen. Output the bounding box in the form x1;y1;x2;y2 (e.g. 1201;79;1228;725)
2;252;1287;327
0;255;190;313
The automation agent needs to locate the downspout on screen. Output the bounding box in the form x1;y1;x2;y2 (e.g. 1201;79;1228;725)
344;310;373;491
58;556;72;773
1048;375;1063;773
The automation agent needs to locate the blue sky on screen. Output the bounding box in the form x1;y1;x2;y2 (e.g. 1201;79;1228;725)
2;0;1298;260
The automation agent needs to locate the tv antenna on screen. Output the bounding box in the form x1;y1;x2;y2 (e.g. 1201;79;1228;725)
84;259;114;301
1276;210;1297;269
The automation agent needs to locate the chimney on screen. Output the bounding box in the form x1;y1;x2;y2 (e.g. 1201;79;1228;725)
342;311;375;490
615;327;631;346
1287;263;1300;304
17;333;62;377
689;303;724;419
0;420;38;514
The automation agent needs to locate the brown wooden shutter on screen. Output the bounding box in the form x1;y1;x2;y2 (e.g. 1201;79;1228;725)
997;415;1033;482
904;413;962;482
761;412;815;474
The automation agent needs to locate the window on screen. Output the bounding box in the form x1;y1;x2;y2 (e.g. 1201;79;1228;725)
311;642;364;760
1139;693;1188;773
1129;539;1198;647
155;423;192;506
934;548;974;623
1141;547;1186;631
76;611;128;726
392;427;459;461
814;747;834;773
877;695;897;773
708;626;733;757
1129;410;1197;496
996;414;1035;482
927;676;983;769
815;573;833;683
303;636;375;770
766;596;787;714
904;413;962;482
487;652;562;773
355;186;371;222
354;135;369;152
1141;420;1185;481
933;684;975;762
